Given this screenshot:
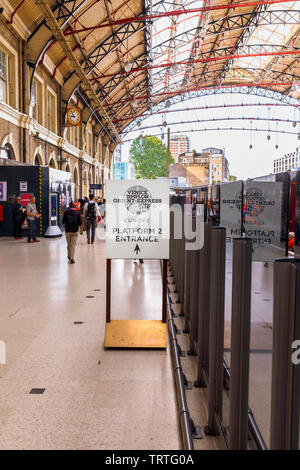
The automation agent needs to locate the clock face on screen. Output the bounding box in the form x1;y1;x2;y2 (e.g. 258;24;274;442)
67;108;81;126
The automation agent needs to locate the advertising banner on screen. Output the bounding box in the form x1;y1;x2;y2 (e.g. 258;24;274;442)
106;180;170;259
50;194;58;226
0;181;7;202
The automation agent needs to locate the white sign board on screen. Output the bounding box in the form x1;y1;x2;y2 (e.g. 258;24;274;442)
20;181;27;192
220;181;243;259
244;181;284;261
106;179;170;259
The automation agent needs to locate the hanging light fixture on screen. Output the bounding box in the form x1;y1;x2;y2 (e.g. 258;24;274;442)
249;120;253;149
137;120;141;127
124;61;132;72
124;34;132;73
267;106;271;140
170;63;179;74
163;120;167;128
293;107;297;127
132;99;138;108
166;99;171;108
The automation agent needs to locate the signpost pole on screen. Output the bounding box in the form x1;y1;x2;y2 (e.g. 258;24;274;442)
167;127;170;178
106;259;111;323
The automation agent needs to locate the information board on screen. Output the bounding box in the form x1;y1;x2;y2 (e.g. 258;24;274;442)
244;181;284;261
220;181;243;259
106;179;170;259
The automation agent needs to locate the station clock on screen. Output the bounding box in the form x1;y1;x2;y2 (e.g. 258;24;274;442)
66;108;81;126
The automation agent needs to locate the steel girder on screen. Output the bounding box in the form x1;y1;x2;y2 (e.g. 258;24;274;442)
63;20;146;85
24;1;300;140
113;101;300;124
27;0;90;43
27;0;89;108
88;9;300;82
122;86;300;134
91;44;300;122
101;44;300;122
121;126;299;143
124;116;299;135
106;70;300;129
219;4;270;82
63;8;300;119
71;8;300;109
113;65;300;123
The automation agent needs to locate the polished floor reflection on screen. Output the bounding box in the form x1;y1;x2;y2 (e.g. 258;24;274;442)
0;231;180;450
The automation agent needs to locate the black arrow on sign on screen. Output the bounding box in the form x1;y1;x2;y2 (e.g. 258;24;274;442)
134;244;141;255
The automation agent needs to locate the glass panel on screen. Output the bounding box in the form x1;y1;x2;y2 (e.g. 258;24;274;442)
219;181;243;440
248;261;273;447
0;78;6;103
244;181;286;262
220;181;243;260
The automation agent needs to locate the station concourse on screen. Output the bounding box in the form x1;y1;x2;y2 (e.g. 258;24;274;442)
0;0;300;453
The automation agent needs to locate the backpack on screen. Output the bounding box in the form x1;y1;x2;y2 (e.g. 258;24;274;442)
86;202;96;220
65;210;79;231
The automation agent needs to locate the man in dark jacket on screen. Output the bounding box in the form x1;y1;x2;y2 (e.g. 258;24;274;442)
62;202;82;264
11;196;24;240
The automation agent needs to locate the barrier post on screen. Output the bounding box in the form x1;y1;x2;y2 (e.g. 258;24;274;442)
162;259;168;323
106;259;111;323
188;216;200;354
270;258;300;449
229;237;252;449
195;222;212;387
205;226;226;435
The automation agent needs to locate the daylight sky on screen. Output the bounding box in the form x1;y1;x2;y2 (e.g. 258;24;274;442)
119;92;300;180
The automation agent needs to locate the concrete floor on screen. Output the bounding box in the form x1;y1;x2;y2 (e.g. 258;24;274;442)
0;230;181;450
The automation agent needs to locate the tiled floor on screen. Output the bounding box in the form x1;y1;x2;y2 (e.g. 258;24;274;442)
0;230;181;450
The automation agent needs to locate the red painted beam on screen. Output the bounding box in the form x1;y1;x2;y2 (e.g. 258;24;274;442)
7;0;26;24
112;102;300;123
104;81;297;108
64;0;300;35
91;48;300;80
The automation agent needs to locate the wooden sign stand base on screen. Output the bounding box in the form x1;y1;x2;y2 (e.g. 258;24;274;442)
104;259;168;349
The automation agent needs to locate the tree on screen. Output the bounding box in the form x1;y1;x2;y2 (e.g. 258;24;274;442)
129;135;174;179
229;175;237;182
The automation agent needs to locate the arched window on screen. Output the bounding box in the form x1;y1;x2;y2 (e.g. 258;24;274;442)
48;158;56;168
4;143;15;160
34;154;42;166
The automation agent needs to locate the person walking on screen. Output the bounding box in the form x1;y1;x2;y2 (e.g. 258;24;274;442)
83;194;100;244
62;202;82;264
11;196;24;240
74;199;81;212
26;196;40;243
99;197;106;229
